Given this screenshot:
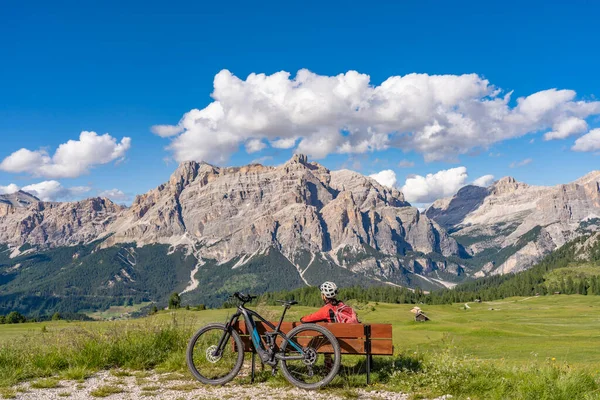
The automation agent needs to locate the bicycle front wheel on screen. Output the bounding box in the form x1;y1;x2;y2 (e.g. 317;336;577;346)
279;323;341;390
186;323;244;385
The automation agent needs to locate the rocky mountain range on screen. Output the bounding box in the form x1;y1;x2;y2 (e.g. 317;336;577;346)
1;155;599;315
426;171;600;277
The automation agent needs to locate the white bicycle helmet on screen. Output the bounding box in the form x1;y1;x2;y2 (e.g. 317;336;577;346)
319;281;338;299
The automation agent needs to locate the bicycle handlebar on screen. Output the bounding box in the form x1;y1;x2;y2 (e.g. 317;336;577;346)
233;292;256;303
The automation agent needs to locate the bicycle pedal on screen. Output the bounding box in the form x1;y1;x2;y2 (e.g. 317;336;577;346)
271;367;278;376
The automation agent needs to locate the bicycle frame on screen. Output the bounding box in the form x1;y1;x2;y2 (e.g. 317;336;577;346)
216;303;305;363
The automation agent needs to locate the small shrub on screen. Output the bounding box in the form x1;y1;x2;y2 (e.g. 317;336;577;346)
168;293;181;310
5;311;26;324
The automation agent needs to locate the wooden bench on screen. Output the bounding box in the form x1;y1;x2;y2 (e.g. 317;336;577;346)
233;321;393;384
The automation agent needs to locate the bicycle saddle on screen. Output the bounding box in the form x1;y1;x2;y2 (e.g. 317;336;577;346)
276;300;298;306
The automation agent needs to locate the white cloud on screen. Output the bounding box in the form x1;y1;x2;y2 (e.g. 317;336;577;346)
0;131;131;178
398;159;415;168
150;124;184;137
245;139;267;153
401;167;468;203
544;117;588;140
572;128;600;152
0;184;20;195
472;174;495;187
19;181;90;201
369;170;397;188
99;188;131;202
151;69;600;163
271;137;297;149
509;158;533;168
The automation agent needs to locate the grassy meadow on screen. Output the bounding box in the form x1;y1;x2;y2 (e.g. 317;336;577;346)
1;295;600;399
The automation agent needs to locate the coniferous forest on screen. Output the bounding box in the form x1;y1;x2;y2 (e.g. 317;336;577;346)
256;233;600;307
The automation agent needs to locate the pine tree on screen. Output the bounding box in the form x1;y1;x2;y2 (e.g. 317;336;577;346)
169;293;181;309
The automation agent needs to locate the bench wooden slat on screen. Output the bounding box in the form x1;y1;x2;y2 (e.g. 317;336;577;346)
369;323;393;339
370;340;394;355
232;321;394;356
238;336;367;354
233;321;366;338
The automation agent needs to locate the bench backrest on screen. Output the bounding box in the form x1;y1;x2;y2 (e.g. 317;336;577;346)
232;321;393;355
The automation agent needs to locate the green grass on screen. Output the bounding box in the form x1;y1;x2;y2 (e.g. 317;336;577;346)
0;388;16;399
86;302;152;320
545;264;600;287
1;297;600;398
89;385;124;397
30;378;60;389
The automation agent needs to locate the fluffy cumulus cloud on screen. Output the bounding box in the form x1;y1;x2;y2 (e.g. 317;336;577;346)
472;174;495;187
401;167;469;203
5;181;90;201
0;183;20;195
152;69;600;163
544;117;588;140
99;188;131;202
0;131;131;178
369;169;397;188
244;139;267;153
572;128;600;152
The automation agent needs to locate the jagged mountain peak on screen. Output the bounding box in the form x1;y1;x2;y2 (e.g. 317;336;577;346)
573;170;600;185
427;169;600;278
98;154;458;265
0;190;40;207
491;176;529;195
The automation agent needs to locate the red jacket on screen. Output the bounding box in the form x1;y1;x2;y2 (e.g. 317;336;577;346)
300;301;345;323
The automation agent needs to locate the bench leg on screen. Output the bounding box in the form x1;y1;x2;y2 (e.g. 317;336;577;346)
251;348;256;384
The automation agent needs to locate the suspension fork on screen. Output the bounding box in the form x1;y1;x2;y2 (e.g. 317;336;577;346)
214;313;240;355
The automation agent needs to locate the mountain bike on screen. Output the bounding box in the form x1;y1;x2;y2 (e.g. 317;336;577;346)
186;292;341;390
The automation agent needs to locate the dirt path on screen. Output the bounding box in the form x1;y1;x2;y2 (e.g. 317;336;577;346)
8;371;452;400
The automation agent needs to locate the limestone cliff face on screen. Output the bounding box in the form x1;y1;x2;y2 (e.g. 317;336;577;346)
107;154;458;262
0;195;122;249
426;171;600;276
0;155;458;285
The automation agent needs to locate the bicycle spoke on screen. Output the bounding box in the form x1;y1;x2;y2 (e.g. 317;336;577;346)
281;328;339;386
189;326;242;382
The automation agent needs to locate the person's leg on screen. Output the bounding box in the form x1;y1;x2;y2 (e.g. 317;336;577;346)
324;353;333;371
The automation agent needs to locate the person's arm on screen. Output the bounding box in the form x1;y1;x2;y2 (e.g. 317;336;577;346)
300;305;331;323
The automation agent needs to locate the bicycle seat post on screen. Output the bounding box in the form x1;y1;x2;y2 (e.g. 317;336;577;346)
274;304;290;332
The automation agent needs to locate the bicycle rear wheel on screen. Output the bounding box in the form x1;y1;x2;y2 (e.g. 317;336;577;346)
279;323;341;390
186;323;244;385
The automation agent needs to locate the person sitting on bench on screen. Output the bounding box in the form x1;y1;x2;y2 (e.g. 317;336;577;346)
300;281;358;324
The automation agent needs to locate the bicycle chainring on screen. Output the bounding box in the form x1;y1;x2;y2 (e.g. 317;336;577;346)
302;347;318;366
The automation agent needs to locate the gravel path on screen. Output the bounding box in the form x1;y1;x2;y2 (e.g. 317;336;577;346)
7;371;452;400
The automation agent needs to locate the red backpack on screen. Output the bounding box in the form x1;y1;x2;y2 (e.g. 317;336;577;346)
333;303;359;323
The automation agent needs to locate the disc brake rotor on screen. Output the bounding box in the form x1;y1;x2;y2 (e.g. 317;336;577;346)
205;345;222;363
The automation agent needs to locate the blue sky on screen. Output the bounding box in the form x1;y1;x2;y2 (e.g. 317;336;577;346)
1;0;599;204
